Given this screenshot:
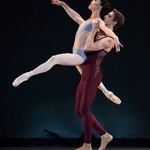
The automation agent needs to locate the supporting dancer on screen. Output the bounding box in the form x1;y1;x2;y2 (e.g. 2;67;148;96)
12;0;121;91
75;10;125;150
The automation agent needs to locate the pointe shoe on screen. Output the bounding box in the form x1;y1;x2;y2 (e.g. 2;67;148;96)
98;133;113;150
105;91;121;105
76;143;92;150
12;72;31;87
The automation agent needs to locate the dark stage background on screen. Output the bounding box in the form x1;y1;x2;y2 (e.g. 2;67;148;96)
0;0;150;140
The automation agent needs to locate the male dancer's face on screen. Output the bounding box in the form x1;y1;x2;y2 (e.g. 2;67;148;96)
104;11;116;27
88;0;101;11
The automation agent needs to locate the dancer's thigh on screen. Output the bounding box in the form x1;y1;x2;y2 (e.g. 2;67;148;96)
53;53;84;66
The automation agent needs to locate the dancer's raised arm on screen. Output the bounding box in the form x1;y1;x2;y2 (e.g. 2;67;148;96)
51;0;84;25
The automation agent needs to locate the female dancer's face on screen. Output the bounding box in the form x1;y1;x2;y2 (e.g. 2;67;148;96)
88;0;101;11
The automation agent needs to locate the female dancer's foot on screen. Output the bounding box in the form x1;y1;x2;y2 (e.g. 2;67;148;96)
105;91;121;105
98;133;113;150
12;72;32;87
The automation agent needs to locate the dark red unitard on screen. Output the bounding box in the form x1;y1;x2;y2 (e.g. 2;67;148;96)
75;49;108;143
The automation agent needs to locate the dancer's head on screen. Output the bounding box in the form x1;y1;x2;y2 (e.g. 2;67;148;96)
104;9;125;30
88;0;110;12
101;0;111;11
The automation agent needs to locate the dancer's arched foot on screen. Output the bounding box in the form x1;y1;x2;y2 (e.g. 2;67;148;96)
12;72;31;87
76;143;92;150
98;133;113;150
105;91;121;105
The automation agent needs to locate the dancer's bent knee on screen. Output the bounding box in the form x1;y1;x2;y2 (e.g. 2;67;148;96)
76;106;90;118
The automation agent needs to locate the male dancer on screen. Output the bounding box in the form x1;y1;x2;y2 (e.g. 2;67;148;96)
75;10;125;150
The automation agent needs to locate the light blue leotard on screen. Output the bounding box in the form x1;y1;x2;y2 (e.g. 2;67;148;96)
75;21;92;37
73;21;92;62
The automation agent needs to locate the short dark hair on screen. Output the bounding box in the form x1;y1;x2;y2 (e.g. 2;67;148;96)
113;9;125;30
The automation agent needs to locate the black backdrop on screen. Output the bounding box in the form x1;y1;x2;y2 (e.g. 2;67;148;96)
0;0;150;139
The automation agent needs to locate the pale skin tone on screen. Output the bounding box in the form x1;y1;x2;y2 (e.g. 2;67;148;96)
12;0;121;105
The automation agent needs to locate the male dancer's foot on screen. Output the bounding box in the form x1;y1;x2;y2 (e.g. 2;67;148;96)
105;91;121;105
12;72;32;87
76;143;92;150
98;133;113;150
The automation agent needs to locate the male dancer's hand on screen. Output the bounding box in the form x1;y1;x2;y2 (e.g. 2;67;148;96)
114;36;123;52
92;19;99;29
98;18;123;52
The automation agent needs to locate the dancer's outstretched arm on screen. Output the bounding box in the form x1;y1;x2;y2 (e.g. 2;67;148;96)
51;0;84;25
76;66;121;104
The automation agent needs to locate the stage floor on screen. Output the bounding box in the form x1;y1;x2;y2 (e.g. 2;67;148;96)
0;147;150;150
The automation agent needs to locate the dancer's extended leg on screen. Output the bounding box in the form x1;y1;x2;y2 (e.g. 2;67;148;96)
12;53;84;87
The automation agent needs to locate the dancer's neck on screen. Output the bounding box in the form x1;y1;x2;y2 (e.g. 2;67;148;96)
90;9;100;19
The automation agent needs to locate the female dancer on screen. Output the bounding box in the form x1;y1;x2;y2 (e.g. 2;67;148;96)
12;0;121;89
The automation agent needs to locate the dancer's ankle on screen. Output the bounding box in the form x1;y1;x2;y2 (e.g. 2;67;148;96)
83;143;92;149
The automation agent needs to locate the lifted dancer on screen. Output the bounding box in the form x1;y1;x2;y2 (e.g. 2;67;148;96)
12;0;121;90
